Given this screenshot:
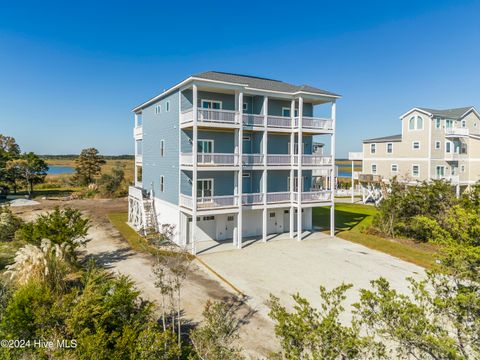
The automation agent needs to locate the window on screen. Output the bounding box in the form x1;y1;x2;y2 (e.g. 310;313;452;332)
371;164;377;174
242;173;250;178
386;143;393;153
282;107;299;117
269;212;276;218
412;165;419;177
446;141;452;153
412;141;420;150
370;143;376;154
284;210;289;214
242;135;251;141
461;120;466;128
475;123;478;128
461;165;465;173
203;216;214;221
409;117;415;130
197;140;213;153
160;176;164;192
435;166;445;178
166;101;170;112
446;119;453;128
201;100;221;109
155;105;161;114
160;140;165;157
197;179;213;198
227;215;234;221
435;118;441;129
243;103;248;111
408;115;423;130
435;141;441;150
391;164;398;172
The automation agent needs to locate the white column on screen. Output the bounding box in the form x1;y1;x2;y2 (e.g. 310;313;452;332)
289;99;295;239
330;101;336;237
297;97;303;241
191;84;198;254
134;113;139;127
262;96;268;242
237;91;244;249
351;160;355;203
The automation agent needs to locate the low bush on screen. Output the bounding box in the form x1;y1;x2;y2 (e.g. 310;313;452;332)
0;206;22;242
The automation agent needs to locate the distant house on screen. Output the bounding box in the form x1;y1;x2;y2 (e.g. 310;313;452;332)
129;71;339;253
361;106;480;191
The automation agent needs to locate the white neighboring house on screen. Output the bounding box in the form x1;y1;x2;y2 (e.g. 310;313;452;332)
128;71;340;254
361;106;480;193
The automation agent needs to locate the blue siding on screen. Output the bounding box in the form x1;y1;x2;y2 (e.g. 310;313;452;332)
198;91;235;111
243;132;262;154
268;134;289;154
268;170;289;192
142;90;180;205
181;171;236;196
181;89;192;111
182;130;235;153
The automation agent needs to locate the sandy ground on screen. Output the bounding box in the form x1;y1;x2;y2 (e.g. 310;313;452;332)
12;198;278;359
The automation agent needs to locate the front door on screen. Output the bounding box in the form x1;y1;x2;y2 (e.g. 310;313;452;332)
197;179;213;200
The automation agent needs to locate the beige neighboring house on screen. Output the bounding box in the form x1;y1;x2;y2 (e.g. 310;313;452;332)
362;106;480;191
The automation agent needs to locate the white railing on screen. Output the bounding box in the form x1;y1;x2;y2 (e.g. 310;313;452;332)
180;109;194;123
181;153;238;166
242;154;264;165
181;108;239;125
298;191;332;202
267;115;292;128
266;192;291;203
242;193;264;205
179;194;238;209
197;195;238;209
133;126;143;138
445;128;469;137
198;108;238;124
135;155;142;164
267;154;292;165
294;155;332;166
348;152;363;161
294;117;333;130
243;114;265;126
179;194;193;209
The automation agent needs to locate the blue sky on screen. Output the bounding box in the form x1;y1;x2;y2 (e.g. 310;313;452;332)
0;0;479;157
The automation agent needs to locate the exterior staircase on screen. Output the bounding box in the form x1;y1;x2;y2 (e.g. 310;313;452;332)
128;186;159;236
142;197;158;236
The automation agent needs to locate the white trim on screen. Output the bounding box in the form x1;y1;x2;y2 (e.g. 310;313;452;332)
197;139;214;153
243;102;248;111
197;178;214;198
363;157;430;161
201;99;222;110
435;141;441;150
459;107;479;119
400;107;433;119
282;107;298;117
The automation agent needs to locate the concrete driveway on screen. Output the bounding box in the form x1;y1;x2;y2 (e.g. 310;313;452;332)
198;233;425;319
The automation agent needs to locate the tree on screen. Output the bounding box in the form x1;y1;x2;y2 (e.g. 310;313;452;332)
6;152;48;198
15;207;90;261
190;300;245;360
354;245;480;359
268;284;385;360
96;162;126;197
74;148;106;185
0;135;21;194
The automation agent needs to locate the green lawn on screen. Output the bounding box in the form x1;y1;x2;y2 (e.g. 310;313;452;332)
313;203;437;268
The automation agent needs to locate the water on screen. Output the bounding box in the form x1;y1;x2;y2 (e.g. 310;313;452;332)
47;165;75;175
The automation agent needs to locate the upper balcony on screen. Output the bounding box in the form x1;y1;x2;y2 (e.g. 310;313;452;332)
445;128;469;138
133;125;143;139
180;153;332;168
180;107;333;132
181;108;240;129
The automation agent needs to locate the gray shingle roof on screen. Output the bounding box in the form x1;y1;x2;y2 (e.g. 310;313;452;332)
417;107;474;119
194;71;340;97
363;134;402;143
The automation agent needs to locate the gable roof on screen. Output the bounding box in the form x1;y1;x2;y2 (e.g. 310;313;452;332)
401;106;477;120
133;71;340;112
193;71;340;97
363;134;402;143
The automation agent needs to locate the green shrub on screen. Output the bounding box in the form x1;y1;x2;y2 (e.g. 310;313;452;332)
15;207;90;259
403;215;452;243
442;205;480;246
0;206;22;242
96;163;127;197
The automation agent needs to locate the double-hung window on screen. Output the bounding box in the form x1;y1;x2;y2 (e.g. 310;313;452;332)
386;143;393;154
370;143;376;154
201;100;221;109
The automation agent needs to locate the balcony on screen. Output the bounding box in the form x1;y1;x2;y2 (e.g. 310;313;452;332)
242;193;264;205
135;155;142;164
267;115;292;128
242;154;264;166
181;108;239;127
266;192;291;203
294;117;333;131
445;152;467;161
293;191;332;203
445;128;469;138
180;194;239;210
267;154;292;166
294;155;333;166
243;114;265;127
348;152;363;161
181;153;238;167
133;126;143;139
